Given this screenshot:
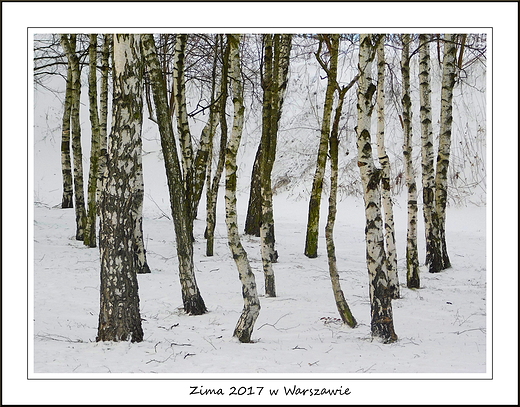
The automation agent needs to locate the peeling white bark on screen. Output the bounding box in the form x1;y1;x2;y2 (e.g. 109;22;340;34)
419;34;443;273
434;34;457;270
141;34;207;314
375;38;399;299
225;34;260;343
97;34;144;343
401;34;420;288
356;34;397;343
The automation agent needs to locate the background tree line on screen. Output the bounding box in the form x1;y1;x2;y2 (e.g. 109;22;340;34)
34;33;487;344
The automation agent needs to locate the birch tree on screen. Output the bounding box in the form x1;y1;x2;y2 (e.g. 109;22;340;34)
205;35;229;257
434;33;457;270
97;34;111;203
172;35;194;210
172;34;216;221
356;34;397;343
375;37;399;299
419;34;443;273
244;33;292;242
257;34;292;295
60;57;73;209
259;33;277;296
133;137;151;275
225;33;261;343
401;34;420;288
84;34;101;248
96;34;144;342
141;34;207;315
325;74;357;328
60;34;86;240
304;34;338;258
244;147;262;236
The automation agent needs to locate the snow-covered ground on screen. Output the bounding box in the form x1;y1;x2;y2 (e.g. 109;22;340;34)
32;188;488;376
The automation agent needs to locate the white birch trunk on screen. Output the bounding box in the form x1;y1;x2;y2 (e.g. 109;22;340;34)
356;34;397;343
225;34;260;343
419;34;443;273
60;34;86;240
133;150;151;274
401;34;420;288
97;34;144;343
206;35;229;256
84;34;101;248
434;34;457;270
172;34;194;198
97;34;111;206
375;37;400;299
60;58;73;209
141;34;207;314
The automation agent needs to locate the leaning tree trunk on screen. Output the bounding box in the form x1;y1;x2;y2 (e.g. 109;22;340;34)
190;87;218;221
190;36;220;222
401;34;420;289
304;34;338;258
375;37;400;299
205;34;229;257
61;34;86;240
173;34;218;224
225;34;260;343
419;34;443;273
356;34;397;343
84;34;101;248
434;33;457;270
325;82;357;328
141;34;207;315
60;58;73;209
96;34;145;343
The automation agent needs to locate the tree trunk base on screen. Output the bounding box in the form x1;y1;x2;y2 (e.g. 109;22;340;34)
407;276;420;289
233;304;260;343
371;319;398;344
304;250;318;259
337;300;357;328
96;322;144;343
183;294;207;315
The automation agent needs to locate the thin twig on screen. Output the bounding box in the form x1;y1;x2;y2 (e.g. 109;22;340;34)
35;333;83;343
146;193;171;220
452;328;486;335
203;337;217;350
257;313;291;331
170;342;192;347
146;353;176;364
